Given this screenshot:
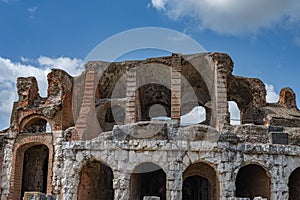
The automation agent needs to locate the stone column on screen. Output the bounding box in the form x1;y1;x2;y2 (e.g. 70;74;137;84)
51;130;64;198
166;161;183;200
1;136;15;200
218;165;236;200
125;66;137;124
171;54;182;124
210;53;232;131
60;149;79;200
113;172;130;200
270;163;289;200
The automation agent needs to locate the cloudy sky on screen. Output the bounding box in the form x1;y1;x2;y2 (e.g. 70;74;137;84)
1;0;300;129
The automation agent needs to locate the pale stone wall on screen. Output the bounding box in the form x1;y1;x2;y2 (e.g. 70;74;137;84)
52;122;300;200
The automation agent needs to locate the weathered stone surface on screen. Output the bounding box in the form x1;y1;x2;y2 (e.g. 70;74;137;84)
23;192;56;200
278;87;298;110
1;52;300;200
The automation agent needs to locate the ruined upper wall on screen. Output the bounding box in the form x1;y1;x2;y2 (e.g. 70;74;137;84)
9;69;74;133
70;52;234;140
5;52;300;142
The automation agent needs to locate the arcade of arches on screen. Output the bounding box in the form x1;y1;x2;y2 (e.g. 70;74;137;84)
2;53;300;200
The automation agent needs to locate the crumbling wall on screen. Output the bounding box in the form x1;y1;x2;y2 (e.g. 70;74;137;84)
57;130;300;200
2;52;300;200
227;76;266;125
9;69;74;133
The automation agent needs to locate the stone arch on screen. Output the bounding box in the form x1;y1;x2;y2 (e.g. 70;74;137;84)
288;167;300;200
78;160;114;200
235;164;271;199
105;105;125;123
94;63;127;133
129;162;166;200
183;162;219;200
20;115;53;133
9;138;53;200
227;76;266;125
97;102;126;132
138;83;171;121
228;101;241;125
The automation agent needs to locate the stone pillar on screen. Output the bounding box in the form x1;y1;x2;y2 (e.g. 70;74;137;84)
113;172;130;200
51;131;64;198
210;53;232;131
60;149;79;200
171;54;182;124
218;165;236;200
166;161;183;200
270;164;289;200
1;136;15;200
125;66;137;124
215;65;229;130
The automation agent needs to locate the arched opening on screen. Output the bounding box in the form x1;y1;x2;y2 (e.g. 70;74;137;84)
138;84;171;121
21;145;49;197
78;160;114;200
180;60;211;126
235;164;270;199
183;162;219;200
130;162;166;200
288;167;300;199
181;106;206;126
228;101;241;125
105;105;126;124
95;63;127;132
22;118;51;133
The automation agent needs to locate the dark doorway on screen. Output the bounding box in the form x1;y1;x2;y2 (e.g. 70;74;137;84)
288;167;300;200
235;164;270;200
183;175;210;200
21;145;49;197
183;162;218;200
130;162;166;200
78;160;114;200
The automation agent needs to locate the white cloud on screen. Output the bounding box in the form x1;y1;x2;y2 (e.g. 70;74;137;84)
151;0;167;10
266;83;279;103
1;0;18;3
0;56;83;130
150;0;300;35
38;56;83;76
20;56;33;63
27;6;37;14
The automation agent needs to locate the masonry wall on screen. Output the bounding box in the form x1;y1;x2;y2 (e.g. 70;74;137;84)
57;137;300;200
1;52;300;200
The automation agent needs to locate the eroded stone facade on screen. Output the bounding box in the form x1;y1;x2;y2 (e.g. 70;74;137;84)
0;52;300;200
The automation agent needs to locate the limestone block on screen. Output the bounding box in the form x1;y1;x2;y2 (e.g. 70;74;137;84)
143;196;160;200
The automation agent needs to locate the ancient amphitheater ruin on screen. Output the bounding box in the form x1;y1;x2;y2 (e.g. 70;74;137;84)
0;52;300;200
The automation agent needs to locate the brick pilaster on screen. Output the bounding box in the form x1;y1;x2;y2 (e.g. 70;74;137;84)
125;66;137;124
73;71;96;140
171;54;182;123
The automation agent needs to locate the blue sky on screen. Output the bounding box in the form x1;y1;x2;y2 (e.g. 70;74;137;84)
1;0;300;129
